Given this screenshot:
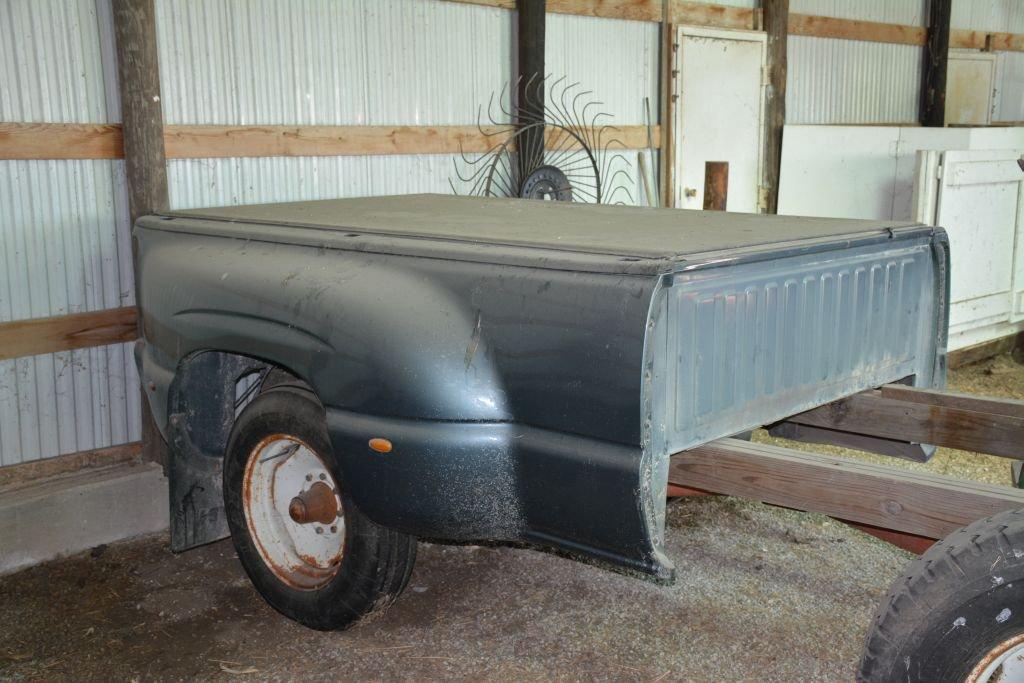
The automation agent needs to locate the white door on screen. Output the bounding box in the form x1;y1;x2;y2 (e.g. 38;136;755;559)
674;27;767;212
914;149;1024;349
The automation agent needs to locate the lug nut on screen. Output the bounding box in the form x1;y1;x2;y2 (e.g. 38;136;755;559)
319;473;326;481
330;525;337;534
305;474;312;482
315;526;323;534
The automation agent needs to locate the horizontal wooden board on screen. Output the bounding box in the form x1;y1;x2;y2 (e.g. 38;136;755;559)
0;307;139;361
672;1;755;29
788;389;1024;460
0;442;142;490
164;124;659;159
0;123;659;161
951;28;989;50
670;438;1024;539
0;122;123;160
789;14;926;46
446;0;661;21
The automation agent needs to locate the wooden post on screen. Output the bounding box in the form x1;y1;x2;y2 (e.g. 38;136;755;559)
113;0;169;468
702;161;728;210
762;0;788;214
516;0;545;192
659;9;676;208
921;0;952;126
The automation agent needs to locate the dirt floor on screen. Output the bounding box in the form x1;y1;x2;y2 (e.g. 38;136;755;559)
1;354;1022;682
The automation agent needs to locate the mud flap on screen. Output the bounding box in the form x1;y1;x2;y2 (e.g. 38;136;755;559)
166;352;264;551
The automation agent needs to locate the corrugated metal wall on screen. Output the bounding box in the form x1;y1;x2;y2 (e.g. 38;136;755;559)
787;0;925;124
157;0;656;211
788;0;1024;124
0;0;138;467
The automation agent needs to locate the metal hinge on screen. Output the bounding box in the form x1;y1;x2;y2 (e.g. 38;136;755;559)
758;185;770;211
761;65;771;87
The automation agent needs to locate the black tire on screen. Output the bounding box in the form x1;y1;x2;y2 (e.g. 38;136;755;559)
223;385;416;630
859;508;1024;682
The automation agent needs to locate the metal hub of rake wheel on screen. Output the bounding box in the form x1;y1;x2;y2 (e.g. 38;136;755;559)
451;75;635;204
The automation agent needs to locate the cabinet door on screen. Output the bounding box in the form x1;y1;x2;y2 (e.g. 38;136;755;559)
935;150;1024;344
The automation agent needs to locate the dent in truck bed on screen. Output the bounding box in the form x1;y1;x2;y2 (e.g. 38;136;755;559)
134;195;948;579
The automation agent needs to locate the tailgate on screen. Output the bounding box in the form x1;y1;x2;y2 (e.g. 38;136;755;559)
645;231;948;458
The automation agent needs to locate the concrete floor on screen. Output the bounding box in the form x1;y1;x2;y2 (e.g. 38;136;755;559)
2;354;1021;681
0;497;909;681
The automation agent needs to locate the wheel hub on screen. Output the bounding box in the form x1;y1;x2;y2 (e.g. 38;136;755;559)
520;165;573;201
242;435;345;590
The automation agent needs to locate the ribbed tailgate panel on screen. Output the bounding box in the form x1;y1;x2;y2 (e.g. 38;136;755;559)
653;238;941;454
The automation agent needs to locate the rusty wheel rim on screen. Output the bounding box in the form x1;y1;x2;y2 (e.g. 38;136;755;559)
968;632;1024;682
242;434;345;590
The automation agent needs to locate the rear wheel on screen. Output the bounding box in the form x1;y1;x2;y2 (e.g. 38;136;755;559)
859;508;1024;681
223;385;416;630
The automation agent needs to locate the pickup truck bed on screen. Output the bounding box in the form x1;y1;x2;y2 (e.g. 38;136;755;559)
136;195;949;578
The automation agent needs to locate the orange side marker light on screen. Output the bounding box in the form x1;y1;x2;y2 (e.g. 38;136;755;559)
368;438;393;454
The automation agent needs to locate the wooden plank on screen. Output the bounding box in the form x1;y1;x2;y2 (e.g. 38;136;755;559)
0;123;123;160
447;0;660;21
0;122;658;161
789;14;926;46
114;0;168;470
763;0;787;215
0;307;139;361
164;124;505;158
658;17;676;208
788;390;1024;460
921;0;951;126
164;124;657;158
670;438;1024;539
702;161;728;210
517;0;546;185
951;28;989;50
989;31;1024;52
948;332;1024;369
879;384;1024;420
671;1;756;29
0;442;142;491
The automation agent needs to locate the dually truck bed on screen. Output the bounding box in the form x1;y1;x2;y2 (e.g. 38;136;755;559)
135;194;949;578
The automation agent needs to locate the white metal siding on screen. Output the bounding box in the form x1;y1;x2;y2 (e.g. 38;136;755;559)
0;0;139;466
787;37;922;124
545;13;659;124
790;0;926;26
156;0;650;210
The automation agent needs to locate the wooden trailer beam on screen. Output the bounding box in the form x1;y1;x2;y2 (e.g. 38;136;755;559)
784;386;1024;460
669;438;1024;540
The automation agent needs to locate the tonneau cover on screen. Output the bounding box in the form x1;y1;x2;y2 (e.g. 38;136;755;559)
162;194;923;261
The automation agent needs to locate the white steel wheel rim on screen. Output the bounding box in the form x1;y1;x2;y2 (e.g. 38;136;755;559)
969;632;1024;682
242;434;345;590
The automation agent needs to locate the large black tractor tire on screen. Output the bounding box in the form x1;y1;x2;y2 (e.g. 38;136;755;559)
859;508;1024;681
223;385;417;630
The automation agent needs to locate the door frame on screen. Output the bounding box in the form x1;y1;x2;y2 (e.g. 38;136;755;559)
673;26;769;211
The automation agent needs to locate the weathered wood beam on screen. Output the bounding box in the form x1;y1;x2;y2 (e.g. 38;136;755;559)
670;438;1024;540
0;307;138;361
763;0;787;215
658;14;676;208
787;388;1024;460
789;14;926;46
921;0;952;126
0;442;142;490
0;123;660;161
0;123;124;160
517;0;546;190
113;0;168;469
671;2;755;29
